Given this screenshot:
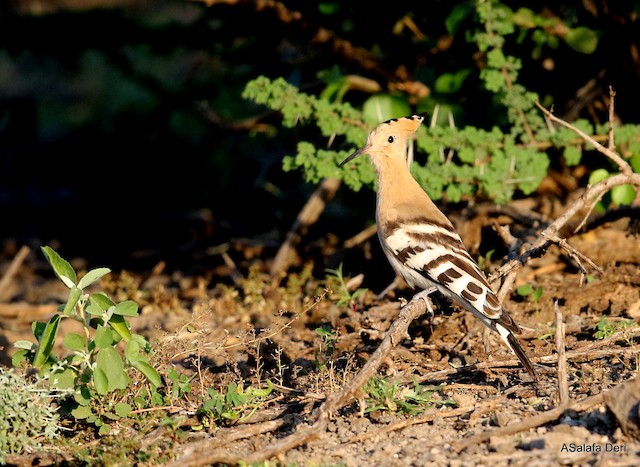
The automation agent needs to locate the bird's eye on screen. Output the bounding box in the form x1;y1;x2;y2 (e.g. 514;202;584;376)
388;136;395;143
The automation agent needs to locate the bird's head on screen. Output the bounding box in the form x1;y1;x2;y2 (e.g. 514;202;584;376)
340;114;425;167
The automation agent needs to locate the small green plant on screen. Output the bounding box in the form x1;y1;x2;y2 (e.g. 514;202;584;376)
198;380;274;426
477;248;495;272
594;315;636;340
516;283;544;308
314;324;338;370
0;367;60;463
325;263;367;308
166;367;193;400
12;246;161;435
363;377;455;415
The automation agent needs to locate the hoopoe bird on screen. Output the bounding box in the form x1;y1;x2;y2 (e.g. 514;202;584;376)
340;114;537;380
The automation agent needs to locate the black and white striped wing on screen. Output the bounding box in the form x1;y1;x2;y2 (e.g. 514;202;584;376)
383;219;505;325
381;218;536;379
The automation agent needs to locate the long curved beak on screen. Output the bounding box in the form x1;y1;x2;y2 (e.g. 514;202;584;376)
339;145;369;167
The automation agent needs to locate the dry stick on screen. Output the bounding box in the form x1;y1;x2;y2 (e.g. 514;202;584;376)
345;385;523;445
168;418;289;467
416;346;638;383
607;86;616;152
541;232;603;275
555;301;569;406
346;405;476;445
270;178;341;276
0;245;30;301
535;101;631;176
453;391;606;453
343;223;377;248
494;172;640;301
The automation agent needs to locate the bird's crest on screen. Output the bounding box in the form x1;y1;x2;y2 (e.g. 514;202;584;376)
380;114;425;136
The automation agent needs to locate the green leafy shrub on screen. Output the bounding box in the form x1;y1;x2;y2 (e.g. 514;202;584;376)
242;0;640;205
0;367;60;463
12;246;162;435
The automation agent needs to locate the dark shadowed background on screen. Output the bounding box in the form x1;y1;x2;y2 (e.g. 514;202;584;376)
2;0;639;286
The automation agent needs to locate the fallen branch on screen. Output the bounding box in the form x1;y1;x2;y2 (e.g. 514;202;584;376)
453;391;606;452
270;178;341;277
555;301;569;406
493;101;640;300
168;418;290;467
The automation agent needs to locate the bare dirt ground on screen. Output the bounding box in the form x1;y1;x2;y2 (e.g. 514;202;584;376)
1;196;640;466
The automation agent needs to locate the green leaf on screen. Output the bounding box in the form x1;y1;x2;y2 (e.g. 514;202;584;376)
564;27;599;54
445;3;473;35
41;246;77;287
33;314;60;368
611;184;635;206
95;325;115;349
362;94;411;125
115;402;132;417
630;154;640;173
14;340;35;350
516;283;533;296
93;367;109;395
563;146;582;166
50;368;76;389
114;300;139;317
75;387;91;405
532;287;544;303
434;69;472;94
512;7;535;28
125;339;141;362
11;349;29;367
78;267;111;289
63;333;86;352
87;292;116;315
109;314;132;342
131;359;162;388
98;424;111;436
33;321;47;341
96;347;129;393
71;405;94;419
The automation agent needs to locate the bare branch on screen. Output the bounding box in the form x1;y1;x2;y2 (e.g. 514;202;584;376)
534;101;632;175
494;172;640;300
607;86;616;152
555;302;569;406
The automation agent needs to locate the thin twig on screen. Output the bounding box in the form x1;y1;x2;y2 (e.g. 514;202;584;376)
535;101;632;175
555;301;569;406
453;391;606;452
607;86;616;152
541;232;604;282
169;418;290;467
343;224;377;248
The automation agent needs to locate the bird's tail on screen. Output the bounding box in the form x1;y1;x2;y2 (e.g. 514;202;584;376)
496;323;537;381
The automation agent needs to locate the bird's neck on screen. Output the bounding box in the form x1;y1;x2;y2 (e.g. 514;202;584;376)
373;157;436;224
